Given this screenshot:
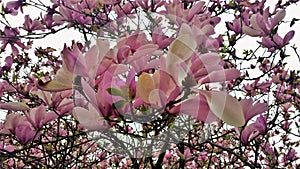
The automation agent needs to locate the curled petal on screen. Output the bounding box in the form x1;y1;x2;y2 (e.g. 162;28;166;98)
37;68;73;92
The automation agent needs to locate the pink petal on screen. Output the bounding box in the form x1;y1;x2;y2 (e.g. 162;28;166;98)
283;30;295;44
199;69;241;84
200;90;245;127
178;94;218;123
270;9;286;28
73;105;108;131
187;1;205;21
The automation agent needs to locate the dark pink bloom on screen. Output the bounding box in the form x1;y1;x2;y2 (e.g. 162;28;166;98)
152;27;174;49
15;124;39;144
260;31;295;52
241;115;267;144
61;42;88;76
284;149;297;162
0;26;28;55
244;79;272;96
226;18;242;33
0;113;39;144
22;15;44;32
4;0;25;15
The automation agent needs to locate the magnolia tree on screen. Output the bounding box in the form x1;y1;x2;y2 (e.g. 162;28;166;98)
0;0;299;168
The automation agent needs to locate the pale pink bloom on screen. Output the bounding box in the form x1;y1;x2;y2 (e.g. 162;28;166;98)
0;80;15;98
242;8;286;37
174;90;246;127
151;26;174;49
226;18;242;33
37;64;74;92
25;105;58;128
73;103;109;131
163;1;205;25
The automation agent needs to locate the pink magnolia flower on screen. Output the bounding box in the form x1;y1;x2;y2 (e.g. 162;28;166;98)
15;124;39;144
31;90;73;115
37;64;74;92
260;31;295;52
136;0;165;11
243;79;272;96
114;1;136;18
0;26;28;55
0;80;15;98
283;149;297;162
241;115;267;144
0;114;39;144
226;18;242;34
151;26;174;49
73;103;109;131
25;105;58;128
4;0;25;15
242;8;286;37
163;1;206;25
174;90;246;127
0;56;13;75
136;70;180;108
22;15;44;32
99;0;121;5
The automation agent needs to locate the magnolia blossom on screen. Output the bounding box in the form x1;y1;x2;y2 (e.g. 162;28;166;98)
242;8;286;37
241;115;267;145
0;26;28;55
22;15;44;32
0;114;38;144
259;30;295;52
